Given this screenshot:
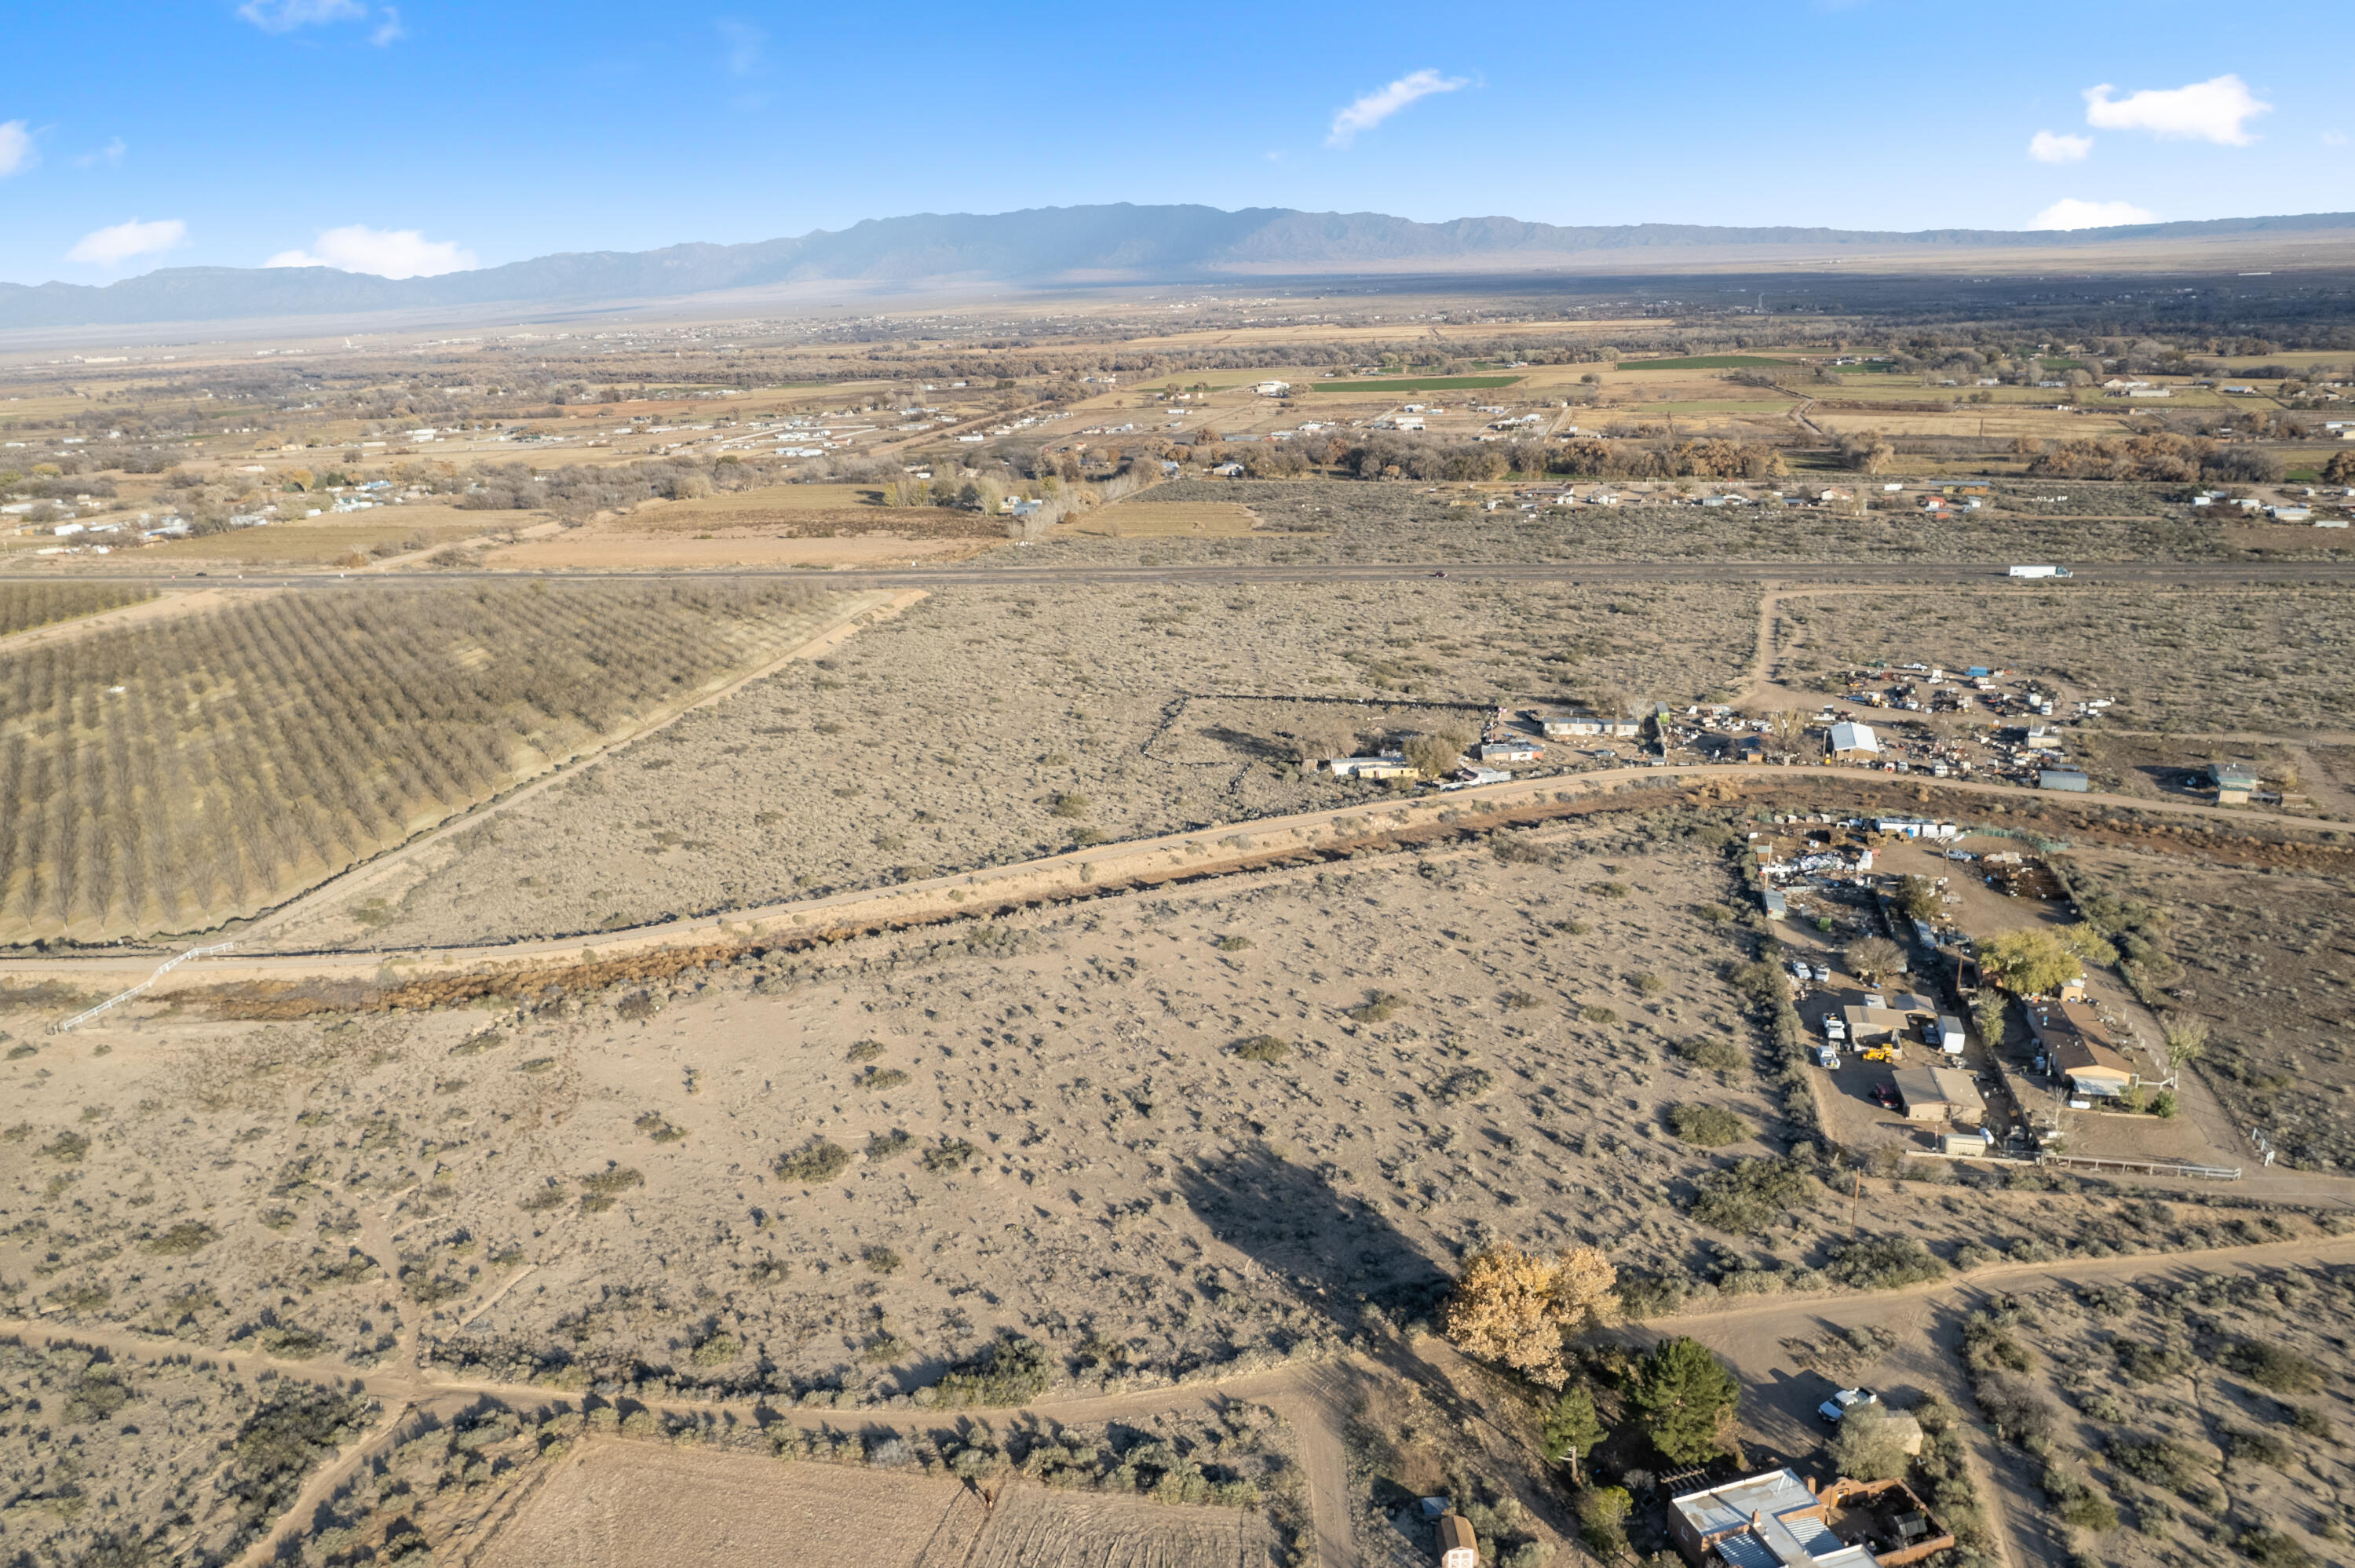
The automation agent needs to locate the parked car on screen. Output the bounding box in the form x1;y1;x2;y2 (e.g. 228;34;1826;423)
1813;964;1832;983
1870;1081;1898;1107
1820;1387;1881;1423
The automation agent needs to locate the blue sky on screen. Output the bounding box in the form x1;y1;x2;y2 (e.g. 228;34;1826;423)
2;0;2349;286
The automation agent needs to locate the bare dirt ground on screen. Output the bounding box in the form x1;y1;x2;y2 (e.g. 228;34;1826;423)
477;1442;1281;1568
317;579;1757;949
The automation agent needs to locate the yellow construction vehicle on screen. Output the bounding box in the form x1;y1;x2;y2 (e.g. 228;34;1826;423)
1860;1045;1901;1064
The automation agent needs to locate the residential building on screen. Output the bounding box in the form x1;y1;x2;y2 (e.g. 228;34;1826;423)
2024;1000;2135;1098
1327;756;1417;780
1667;1470;1952;1568
1893;1066;1986;1127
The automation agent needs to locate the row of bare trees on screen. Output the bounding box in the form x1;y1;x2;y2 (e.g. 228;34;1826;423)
0;581;822;943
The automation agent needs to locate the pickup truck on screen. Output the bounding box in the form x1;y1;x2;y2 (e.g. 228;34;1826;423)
1820;1387;1881;1423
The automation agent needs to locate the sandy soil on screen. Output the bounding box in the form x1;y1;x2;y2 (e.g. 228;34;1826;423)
480;1443;1280;1568
328;579;1756;949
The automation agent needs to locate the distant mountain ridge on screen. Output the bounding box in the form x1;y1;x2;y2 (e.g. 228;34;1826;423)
6;203;2353;331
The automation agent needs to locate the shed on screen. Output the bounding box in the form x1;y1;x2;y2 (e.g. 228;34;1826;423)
1763;889;1789;921
1893;1066;1985;1126
2039;769;2091;792
1828;721;1879;756
2209;762;2259;804
1437;1513;1479;1568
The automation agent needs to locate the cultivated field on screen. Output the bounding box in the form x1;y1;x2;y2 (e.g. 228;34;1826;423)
0;582;153;638
1061;500;1263;538
480;1439;1286;1568
0;581;855;943
305;579;1758;949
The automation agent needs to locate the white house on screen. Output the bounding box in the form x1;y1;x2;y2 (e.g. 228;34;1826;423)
1253;381;1291;397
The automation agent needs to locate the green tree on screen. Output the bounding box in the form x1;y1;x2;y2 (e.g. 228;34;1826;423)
1831;1404;1912;1481
1631;1336;1740;1464
1895;875;1941;924
1975;928;2080;997
1543;1384;1606;1479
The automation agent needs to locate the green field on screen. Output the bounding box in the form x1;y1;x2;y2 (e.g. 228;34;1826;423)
1615;356;1798;370
1309;375;1524;392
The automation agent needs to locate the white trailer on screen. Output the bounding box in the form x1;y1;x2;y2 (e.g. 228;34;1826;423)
2007;565;2073;578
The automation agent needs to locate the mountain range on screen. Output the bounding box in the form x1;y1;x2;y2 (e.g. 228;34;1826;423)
7;203;2353;332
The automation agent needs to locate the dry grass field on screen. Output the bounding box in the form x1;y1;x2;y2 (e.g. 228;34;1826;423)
2069;848;2355;1172
1013;480;2282;571
0;582;851;943
138;518;484;565
479;1440;1285;1568
1952;1265;2355;1568
317;580;1758;949
1061;501;1264;538
1776;586;2355;732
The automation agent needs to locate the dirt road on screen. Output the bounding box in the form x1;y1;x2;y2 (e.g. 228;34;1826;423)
10;1230;2352;1568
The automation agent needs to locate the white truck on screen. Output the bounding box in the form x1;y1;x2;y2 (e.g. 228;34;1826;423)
2007;565;2073;578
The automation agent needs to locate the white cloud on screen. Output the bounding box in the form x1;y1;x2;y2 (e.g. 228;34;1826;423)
717;19;766;76
2028;129;2092;163
2033;198;2157;231
2325;130;2350;148
236;0;366;31
371;5;403;45
264;224;478;278
0;120;35;177
1325;69;1467;148
74;137;127;168
2083;75;2270;146
67;217;187;268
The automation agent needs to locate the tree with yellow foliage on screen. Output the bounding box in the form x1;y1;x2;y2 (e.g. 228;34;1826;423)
1439;1244;1616;1388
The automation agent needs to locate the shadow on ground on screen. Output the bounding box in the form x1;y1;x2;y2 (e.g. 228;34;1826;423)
1177;1144;1450;1335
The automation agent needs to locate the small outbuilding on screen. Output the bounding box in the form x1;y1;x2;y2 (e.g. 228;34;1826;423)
1436;1512;1479;1568
1828;721;1880;757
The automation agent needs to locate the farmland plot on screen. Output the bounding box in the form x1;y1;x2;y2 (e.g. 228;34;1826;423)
0;581;846;943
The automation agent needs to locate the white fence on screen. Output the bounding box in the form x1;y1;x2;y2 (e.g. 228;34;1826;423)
49;943;236;1034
